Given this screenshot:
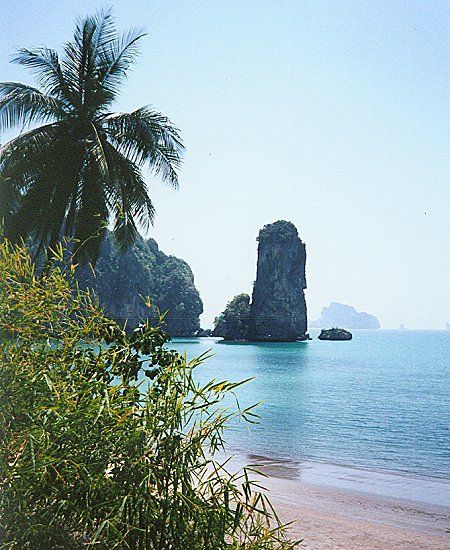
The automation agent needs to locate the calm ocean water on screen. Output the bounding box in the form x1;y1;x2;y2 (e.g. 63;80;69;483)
166;330;450;482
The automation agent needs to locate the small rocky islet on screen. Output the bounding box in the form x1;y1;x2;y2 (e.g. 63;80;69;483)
318;328;353;341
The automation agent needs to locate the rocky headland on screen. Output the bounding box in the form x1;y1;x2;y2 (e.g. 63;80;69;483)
76;232;203;336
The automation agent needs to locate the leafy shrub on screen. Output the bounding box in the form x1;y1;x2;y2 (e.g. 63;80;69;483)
0;240;297;549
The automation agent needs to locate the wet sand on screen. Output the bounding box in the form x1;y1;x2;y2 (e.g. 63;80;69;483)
237;454;450;549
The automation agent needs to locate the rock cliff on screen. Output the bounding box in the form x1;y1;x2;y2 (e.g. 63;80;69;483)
76;232;203;336
213;294;251;340
248;221;308;341
311;302;380;329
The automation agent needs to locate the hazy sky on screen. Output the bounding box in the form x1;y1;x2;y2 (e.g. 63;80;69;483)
1;0;449;329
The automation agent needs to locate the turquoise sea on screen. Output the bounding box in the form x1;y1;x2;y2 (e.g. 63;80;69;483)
166;330;450;505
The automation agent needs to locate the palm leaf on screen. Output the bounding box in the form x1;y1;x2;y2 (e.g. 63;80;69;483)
98;27;146;100
103;107;184;186
103;141;155;250
12;48;76;108
0;172;20;220
4;130;81;255
0;83;64;130
0;123;62;191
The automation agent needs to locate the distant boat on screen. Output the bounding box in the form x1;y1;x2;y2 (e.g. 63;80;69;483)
398;324;407;330
446;323;450;331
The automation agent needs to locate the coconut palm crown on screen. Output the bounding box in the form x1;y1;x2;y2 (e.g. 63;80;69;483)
0;10;184;263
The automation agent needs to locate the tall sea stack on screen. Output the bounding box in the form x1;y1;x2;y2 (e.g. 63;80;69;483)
248;221;307;341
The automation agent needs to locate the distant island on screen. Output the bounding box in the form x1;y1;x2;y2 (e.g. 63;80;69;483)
213;220;309;341
311;302;380;329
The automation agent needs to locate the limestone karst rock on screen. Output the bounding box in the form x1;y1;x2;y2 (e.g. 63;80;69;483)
318;328;352;341
247;221;308;342
213;293;251;340
311;302;380;329
76;232;203;336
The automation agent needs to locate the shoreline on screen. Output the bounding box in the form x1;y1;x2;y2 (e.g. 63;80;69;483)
264;475;450;549
242;452;450;507
223;451;450;506
221;452;450;549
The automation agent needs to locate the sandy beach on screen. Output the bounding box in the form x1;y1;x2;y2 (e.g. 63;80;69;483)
267;476;449;549
239;454;450;549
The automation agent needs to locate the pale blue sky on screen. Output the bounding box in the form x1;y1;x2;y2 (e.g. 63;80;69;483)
1;0;449;328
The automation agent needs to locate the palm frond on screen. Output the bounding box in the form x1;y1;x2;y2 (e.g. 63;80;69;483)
112;204;139;252
0;123;62;191
89;8;117;60
12;48;76;107
103;107;184;186
85;122;110;180
97;27;146;101
63;10;132;114
62;16;99;112
151;142;183;187
103;141;155;250
0;172;21;221
3;130;81;253
0;82;64;131
6;170;67;254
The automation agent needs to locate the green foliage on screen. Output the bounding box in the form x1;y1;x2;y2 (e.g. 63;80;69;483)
0;10;183;264
0;240;298;549
257;221;300;244
75;231;203;336
213;294;251;341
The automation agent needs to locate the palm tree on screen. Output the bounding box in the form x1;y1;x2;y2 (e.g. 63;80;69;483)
0;10;183;263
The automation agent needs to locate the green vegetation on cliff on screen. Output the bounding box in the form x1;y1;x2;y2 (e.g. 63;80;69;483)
213;294;251;340
76;232;203;336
